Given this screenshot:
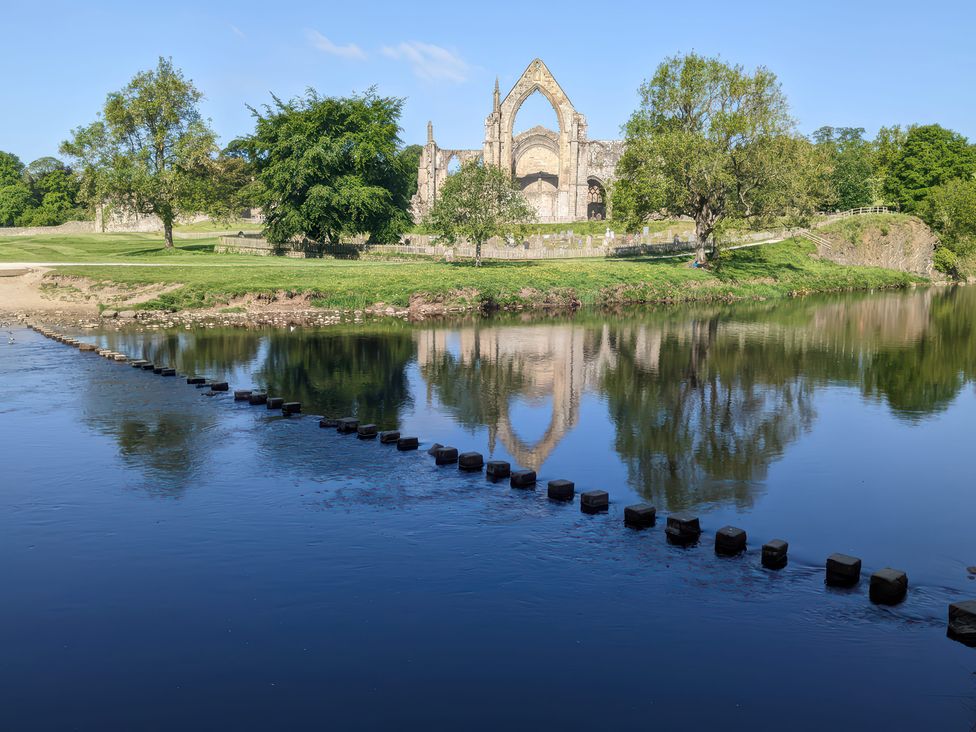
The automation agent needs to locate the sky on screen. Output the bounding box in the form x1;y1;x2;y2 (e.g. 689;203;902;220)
2;0;975;164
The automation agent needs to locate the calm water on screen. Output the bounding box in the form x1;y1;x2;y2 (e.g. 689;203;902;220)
3;286;976;730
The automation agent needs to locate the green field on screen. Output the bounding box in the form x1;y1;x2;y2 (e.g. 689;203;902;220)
0;232;923;312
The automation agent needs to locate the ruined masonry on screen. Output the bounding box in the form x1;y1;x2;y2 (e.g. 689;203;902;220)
411;59;624;224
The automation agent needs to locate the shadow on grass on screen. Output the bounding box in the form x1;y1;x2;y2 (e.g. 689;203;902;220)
446;260;540;270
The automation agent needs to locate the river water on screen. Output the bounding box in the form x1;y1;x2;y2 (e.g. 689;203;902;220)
2;286;976;730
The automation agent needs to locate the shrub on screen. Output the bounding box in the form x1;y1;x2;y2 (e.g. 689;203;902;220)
933;246;959;276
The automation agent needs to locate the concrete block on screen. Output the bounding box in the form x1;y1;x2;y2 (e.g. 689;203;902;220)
186;376;206;384
761;539;789;569
826;553;862;587
427;442;443;455
319;418;339;428
209;382;229;392
114;354;128;362
160;368;176;376
396;436;419;451
665;513;702;545
281;402;301;415
715;526;747;556
580;490;609;513
486;461;511;479
130;360;148;367
458;452;484;471
434;446;458;465
357;424;378;439
510;470;536;489
266;397;284;409
153;366;165;374
870;568;908;605
337;417;359;434
624;503;656;529
948;600;976;646
141;363;156;371
547;479;575;501
249;393;268;405
379;430;400;444
234;390;252;401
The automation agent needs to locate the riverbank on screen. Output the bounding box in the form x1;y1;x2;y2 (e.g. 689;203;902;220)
0;234;925;325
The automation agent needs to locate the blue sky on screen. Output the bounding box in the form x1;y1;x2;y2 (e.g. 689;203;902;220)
2;0;975;163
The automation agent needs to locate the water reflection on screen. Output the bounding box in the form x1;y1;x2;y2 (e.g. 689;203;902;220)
84;287;976;505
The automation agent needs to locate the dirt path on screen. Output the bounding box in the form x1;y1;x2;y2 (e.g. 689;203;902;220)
0;267;97;316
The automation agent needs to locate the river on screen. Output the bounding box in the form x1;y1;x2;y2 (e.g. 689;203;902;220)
2;286;975;729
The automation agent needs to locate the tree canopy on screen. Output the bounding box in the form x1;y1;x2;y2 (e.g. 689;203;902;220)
425;159;536;265
237;88;412;247
613;53;822;263
60;57;229;247
886;124;976;212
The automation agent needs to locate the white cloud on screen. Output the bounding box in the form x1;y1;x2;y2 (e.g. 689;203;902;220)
230;25;246;40
381;41;469;83
306;29;367;61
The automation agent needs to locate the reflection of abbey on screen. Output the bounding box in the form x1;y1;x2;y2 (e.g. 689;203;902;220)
411;59;625;224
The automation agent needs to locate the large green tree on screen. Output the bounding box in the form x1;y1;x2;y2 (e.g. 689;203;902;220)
813;126;874;210
237;89;412;247
0;151;24;188
425;159;536;266
613;53;821;263
886;124;976;212
60;57;228;247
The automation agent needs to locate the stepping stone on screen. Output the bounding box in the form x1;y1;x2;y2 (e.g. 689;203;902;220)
281;402;301;415
141;363;155;370
266;397;284;409
209;382;229;392
666;513;701;545
397;436;419;451
581;490;609;514
715;526;747;556
319;417;339;428
427;442;443;455
458;452;484;471
486;460;511;479
357;424;378;439
234;390;252;401
337;417;359;434
160;368;176;376
547;479;575;502
761;539;789;569
186;376;206;384
153;366;165;374
826;553;861;587
510;470;536;489
249;392;268;405
870;568;908;605
434;446;459;465
379;430;400;444
624;503;656;529
948;600;976;646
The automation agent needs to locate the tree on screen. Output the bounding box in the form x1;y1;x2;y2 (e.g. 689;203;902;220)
60;57;227;248
613;53;816;264
924;178;976;255
425;159;536;266
398;144;423;201
237;88;412;248
886;124;976;212
0;184;32;226
813;126;874;210
0;151;24;188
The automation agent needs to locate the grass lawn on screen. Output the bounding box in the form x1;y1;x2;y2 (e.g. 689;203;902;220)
3;232;923;312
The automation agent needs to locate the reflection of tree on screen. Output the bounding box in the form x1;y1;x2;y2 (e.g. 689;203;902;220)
100;330;262;377
603;316;816;510
255;328;414;428
862;287;976;417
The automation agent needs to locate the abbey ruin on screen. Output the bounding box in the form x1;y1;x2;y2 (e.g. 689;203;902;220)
411;59;625;224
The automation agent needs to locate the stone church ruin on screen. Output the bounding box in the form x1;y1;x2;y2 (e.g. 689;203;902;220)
411;59;624;224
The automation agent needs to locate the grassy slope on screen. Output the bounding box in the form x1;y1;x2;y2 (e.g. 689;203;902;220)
4;233;922;311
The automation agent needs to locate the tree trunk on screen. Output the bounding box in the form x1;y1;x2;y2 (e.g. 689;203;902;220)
163;217;174;249
475;240;482;267
694;218;712;264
